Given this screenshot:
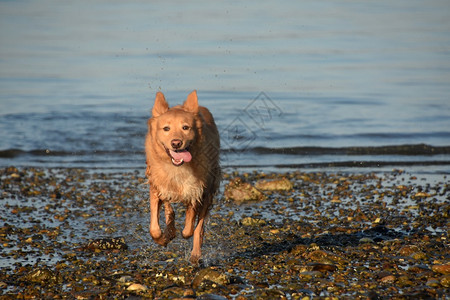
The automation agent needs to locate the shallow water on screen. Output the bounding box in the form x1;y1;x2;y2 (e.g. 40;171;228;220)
1;0;450;172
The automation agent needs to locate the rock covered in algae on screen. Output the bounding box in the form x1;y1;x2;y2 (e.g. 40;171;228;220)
241;217;266;226
192;267;229;290
254;177;293;191
224;177;266;202
22;267;57;284
85;237;128;251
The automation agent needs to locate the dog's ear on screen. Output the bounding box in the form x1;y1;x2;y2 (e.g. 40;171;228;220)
152;92;169;117
183;90;199;114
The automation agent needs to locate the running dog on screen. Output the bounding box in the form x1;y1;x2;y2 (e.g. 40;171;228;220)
145;90;220;264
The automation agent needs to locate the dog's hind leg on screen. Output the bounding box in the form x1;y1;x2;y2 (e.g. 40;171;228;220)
189;199;211;264
162;202;176;244
182;204;196;239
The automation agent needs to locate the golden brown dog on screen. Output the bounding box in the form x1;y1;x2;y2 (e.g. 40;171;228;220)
145;90;220;264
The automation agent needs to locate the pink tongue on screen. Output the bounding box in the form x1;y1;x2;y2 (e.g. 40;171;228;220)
170;149;192;162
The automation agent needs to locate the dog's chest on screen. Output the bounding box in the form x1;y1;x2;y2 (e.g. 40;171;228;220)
155;166;204;205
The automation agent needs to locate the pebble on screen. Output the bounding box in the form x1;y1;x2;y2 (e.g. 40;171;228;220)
380;275;396;283
159;286;195;298
426;278;440;288
410;251;427;260
440;275;450;288
359;237;374;244
118;275;133;283
398;245;419;256
309;263;337;273
432;264;450;275
299;271;323;281
127;283;148;292
397;275;413;287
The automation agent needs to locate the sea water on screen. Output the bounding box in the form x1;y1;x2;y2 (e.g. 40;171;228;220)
1;0;449;173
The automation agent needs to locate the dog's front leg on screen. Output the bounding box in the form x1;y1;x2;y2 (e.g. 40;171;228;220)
149;188;164;245
182;204;196;239
163;202;176;244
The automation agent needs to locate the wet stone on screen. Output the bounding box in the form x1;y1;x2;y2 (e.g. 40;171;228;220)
397;275;414;287
399;245;420;256
410;251;427;260
197;294;228;300
441;275;450;288
358;237;374;244
426;278;441;288
252;288;287;299
309;262;337;273
380;275;396;283
408;264;431;274
290;244;308;256
158;286;191;298
127;283;148;292
432;264;450;275
299;270;323;281
306;250;347;265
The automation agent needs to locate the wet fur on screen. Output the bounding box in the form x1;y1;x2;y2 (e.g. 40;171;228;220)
145;90;220;264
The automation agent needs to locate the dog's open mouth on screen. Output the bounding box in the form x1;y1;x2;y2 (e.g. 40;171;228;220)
166;148;192;166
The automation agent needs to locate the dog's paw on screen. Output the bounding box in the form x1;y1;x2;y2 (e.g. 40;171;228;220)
189;253;202;265
182;228;194;239
163;229;176;243
150;227;162;240
153;236;169;247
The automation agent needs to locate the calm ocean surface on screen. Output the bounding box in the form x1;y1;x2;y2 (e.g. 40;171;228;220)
1;0;450;173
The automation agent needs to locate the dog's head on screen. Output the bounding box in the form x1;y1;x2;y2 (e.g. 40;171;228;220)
149;91;201;166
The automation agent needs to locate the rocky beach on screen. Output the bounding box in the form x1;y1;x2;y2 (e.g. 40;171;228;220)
0;166;448;299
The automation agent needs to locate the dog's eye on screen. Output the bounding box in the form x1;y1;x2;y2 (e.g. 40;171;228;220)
163;126;170;132
182;125;190;131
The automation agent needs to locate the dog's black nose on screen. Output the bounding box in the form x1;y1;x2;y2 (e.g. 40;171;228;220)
171;139;182;149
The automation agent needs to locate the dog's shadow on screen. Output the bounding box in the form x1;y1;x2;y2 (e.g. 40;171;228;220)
228;225;405;261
